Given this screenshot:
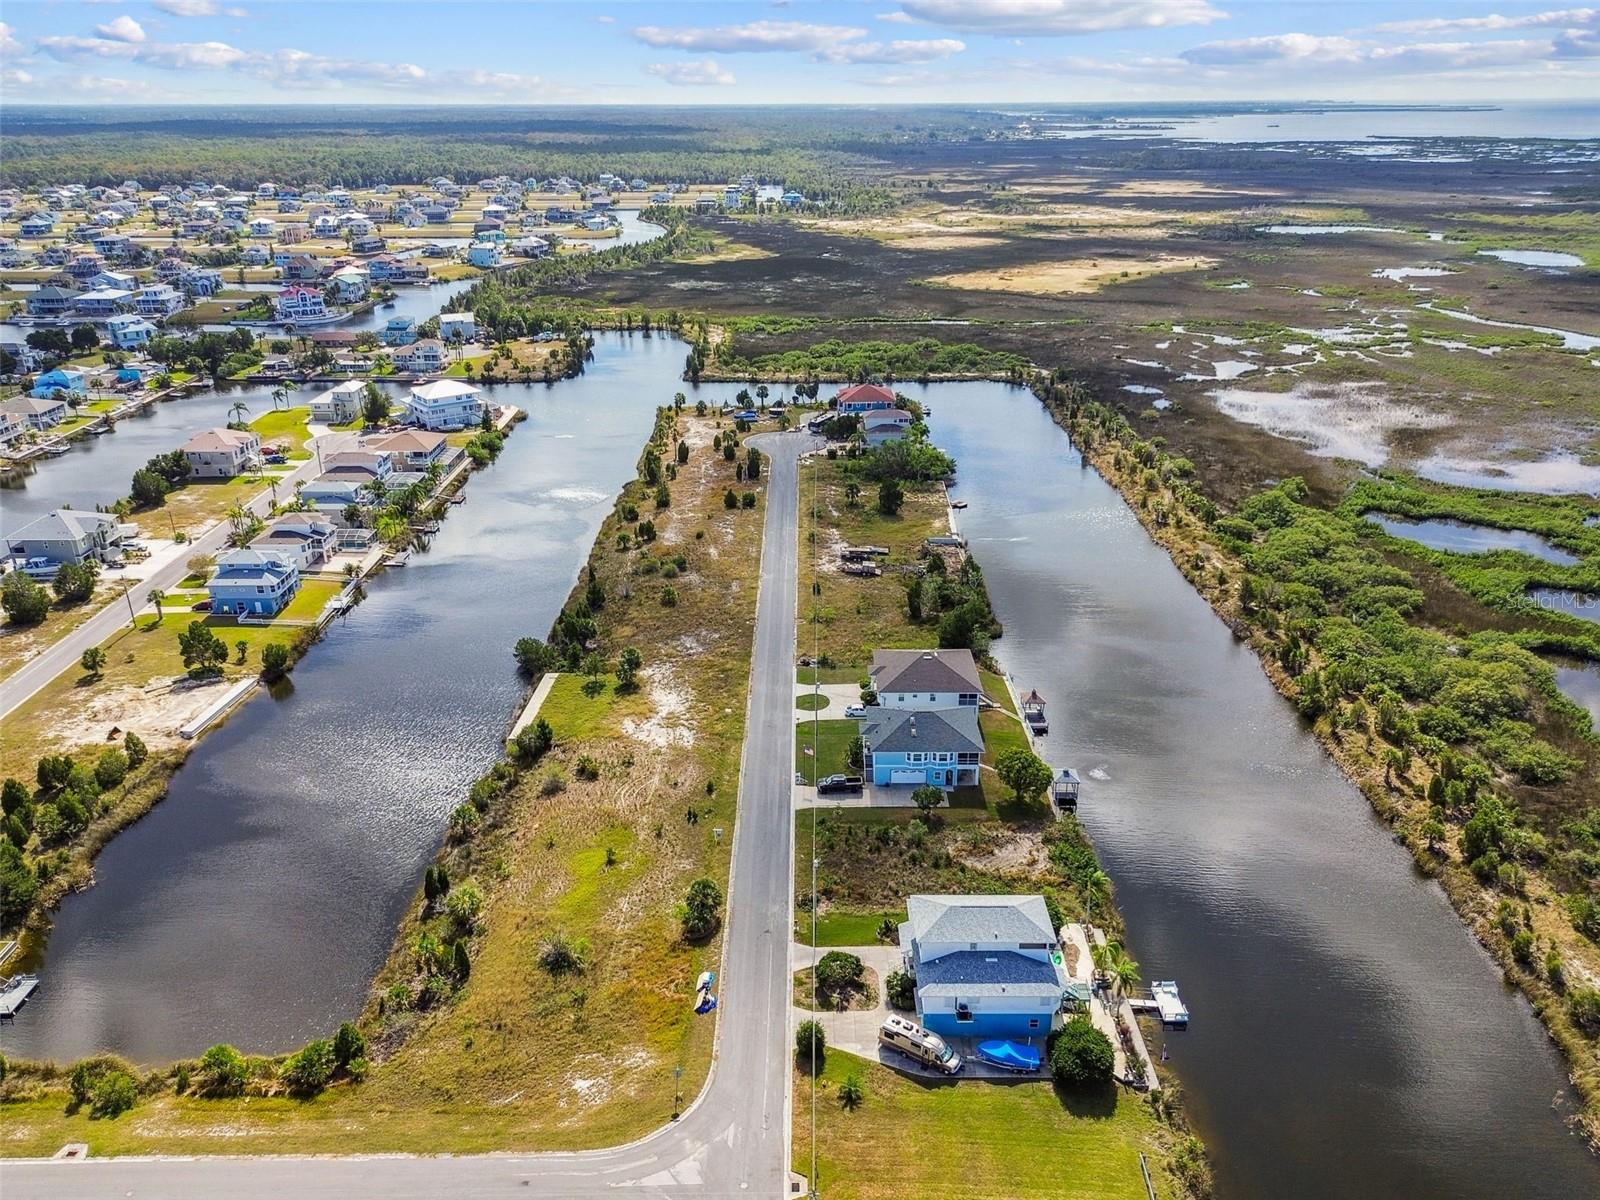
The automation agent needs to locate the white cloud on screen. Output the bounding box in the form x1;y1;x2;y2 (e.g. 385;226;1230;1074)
1182;33;1362;66
154;0;225;16
1;67;33;87
646;59;737;86
1555;27;1600;54
1372;7;1596;34
596;14;616;24
94;15;148;44
876;10;915;21
818;38;966;64
1181;31;1558;73
633;20;867;53
0;22;23;56
894;0;1226;36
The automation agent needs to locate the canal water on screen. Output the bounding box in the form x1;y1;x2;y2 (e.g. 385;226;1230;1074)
1;330;755;1064
1363;512;1582;566
905;380;1600;1200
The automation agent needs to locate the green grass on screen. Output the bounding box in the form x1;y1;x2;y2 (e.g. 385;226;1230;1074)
798;664;863;686
796;907;905;947
796;692;831;712
274;577;342;622
793;1052;1176;1200
250;405;315;457
796;717;859;785
535;672;652;741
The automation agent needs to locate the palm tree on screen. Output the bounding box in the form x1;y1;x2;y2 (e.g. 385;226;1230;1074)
1081;868;1112;917
228;399;250;428
146;587;166;624
1092;940;1140;997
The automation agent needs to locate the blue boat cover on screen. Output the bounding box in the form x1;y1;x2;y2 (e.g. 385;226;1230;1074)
976;1040;1041;1071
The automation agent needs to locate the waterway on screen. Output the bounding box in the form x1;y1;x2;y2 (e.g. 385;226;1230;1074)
905;379;1599;1200
1363;512;1582;565
0;330;751;1064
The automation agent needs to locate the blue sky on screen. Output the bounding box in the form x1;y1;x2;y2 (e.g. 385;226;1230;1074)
1;1;1597;105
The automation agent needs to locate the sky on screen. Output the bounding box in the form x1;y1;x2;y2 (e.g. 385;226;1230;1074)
0;1;1597;106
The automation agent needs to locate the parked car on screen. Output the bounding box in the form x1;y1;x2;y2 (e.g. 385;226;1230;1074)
191;599;212;612
817;774;863;796
844;704;869;718
263;453;287;464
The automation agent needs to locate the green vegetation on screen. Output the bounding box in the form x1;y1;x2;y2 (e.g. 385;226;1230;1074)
796;719;860;786
716;333;1026;382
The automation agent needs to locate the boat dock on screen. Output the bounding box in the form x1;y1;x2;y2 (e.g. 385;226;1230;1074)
0;973;40;1020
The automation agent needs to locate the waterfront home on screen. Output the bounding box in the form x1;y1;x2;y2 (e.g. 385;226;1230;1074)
900;895;1067;1040
0;410;24;448
6;508;133;570
298;475;370;515
134;283;185;316
366;428;448;471
115;362;161;385
67;254;106;280
4;392;71;428
328;267;369;302
249;515;337;570
88;270;138;292
279;253;322;280
181;426;261;478
351;233;386;255
28;370;86;401
92;233;131;259
311;214;340;238
862;408;916;447
392;338;446;374
19;213;55;237
870;648;982;711
466;241;503;268
860;706;983;789
180;267;224;296
106;314;158;350
379;315;417;345
74;288;136;318
308;379;366;424
402;379;484;431
275;286;330;322
25;286;80;317
438;312;476;342
249;217;277;238
321;449;394;482
207;547;301;617
836;383;899;414
510;235;550;258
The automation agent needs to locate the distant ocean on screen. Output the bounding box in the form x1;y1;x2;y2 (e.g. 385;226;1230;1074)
1017;102;1600;143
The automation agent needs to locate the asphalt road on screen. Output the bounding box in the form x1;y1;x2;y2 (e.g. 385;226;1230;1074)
0;433;354;723
2;431;820;1200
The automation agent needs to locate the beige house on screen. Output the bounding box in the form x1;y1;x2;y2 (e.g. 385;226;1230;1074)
181;427;261;478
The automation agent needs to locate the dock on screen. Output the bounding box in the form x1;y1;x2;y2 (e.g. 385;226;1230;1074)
177;677;258;740
0;973;40;1020
507;672;560;745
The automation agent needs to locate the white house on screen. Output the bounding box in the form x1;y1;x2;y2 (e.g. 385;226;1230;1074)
328;267;368;302
308;379;366;424
134;284;185;317
106;313;158;350
365;428;449;471
0;410;25;448
438;312;476;342
402;380;484;431
275;286;329;322
248;515;337;571
1;394;70;431
249;217;277;238
869;648;983;711
392;338;446;373
181;427;262;478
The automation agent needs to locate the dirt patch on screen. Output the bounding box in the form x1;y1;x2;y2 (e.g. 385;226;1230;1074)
926;254;1218;296
1209;380;1450;468
49;676;232;756
891;233;1010;251
949;826;1049;876
621;664;697;748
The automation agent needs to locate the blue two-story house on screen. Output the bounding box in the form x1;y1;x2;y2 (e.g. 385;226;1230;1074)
207;548;301;617
901;894;1067;1040
861;707;982;789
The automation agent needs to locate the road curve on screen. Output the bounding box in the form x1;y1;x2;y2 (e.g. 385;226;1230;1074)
1;430;820;1200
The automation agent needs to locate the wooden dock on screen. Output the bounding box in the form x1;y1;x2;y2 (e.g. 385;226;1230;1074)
0;973;40;1020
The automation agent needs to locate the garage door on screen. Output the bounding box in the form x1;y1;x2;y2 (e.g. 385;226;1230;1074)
890;769;926;786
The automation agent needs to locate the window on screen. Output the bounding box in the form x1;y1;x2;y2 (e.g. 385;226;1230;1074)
1028;1019;1040;1030
907;752;925;764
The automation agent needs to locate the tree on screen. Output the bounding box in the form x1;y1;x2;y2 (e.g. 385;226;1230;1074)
995;747;1053;804
1051;1017;1115;1088
123;732;147;769
452;939;472;981
95;748;128;790
0;842;38;927
815;951;865;998
838;1071;865;1110
513;636;555;676
228;399;251;429
146;587;166;623
80;646;107;678
52;560;98;604
361;383;391;426
616;646;643;690
911;784;944;819
2;572;51;625
331;1022;366;1072
261;642;291;681
679;876;723;940
130;467;169;509
795;1019;826;1070
884;969;916;1010
877;478;904;516
70;324;100;352
178;620;229;674
235;639;250;665
513;717;554;765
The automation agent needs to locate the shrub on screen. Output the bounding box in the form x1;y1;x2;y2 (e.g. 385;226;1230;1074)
538;931;589;975
885;969;916;1011
575;755;601;781
540;770;567;796
741;491;756;509
280;1039;337;1095
52;561;98;604
838;1071;864;1110
1050;1017;1115;1088
724;488;738;510
90;1069;139;1118
94;748;128;790
1;572;51;625
332;1022;366;1071
445;879;484;930
194;1044;249;1097
815;950;865;996
513;717;554;764
1567;987;1600;1033
680;876;723;940
122;731;147;769
795;1019;826;1069
261;642;291;681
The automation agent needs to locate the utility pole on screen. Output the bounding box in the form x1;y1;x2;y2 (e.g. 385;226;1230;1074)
121;579;137;626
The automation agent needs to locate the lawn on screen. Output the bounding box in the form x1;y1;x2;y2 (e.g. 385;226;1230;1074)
796;717;860;785
274;577;342;622
792;1052;1177;1200
796;692;831;712
249;405;315;457
534;671;652;742
799;456;951;672
796;907;905;948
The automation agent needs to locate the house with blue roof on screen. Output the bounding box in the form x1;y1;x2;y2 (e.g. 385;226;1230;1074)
31;367;87;399
900;894;1067;1040
207;547;301;617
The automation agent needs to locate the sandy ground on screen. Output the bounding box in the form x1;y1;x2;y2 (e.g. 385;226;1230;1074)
927;254;1219;296
51;675;238;754
621;664;696;749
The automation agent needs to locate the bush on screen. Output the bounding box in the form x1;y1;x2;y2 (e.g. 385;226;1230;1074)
838;1071;864;1110
332;1022;366;1071
795;1019;826;1069
94;748;128;790
280;1039;337;1095
1567;987;1600;1033
1050;1018;1115;1088
513;717;554;765
261;641;291;680
538;931;589;975
815;950;865;996
194;1044;249;1096
52;561;98;604
680;876;723;940
575;755;601;781
2;572;51;625
123;731;147;768
89;1068;139;1118
885;968;916;1011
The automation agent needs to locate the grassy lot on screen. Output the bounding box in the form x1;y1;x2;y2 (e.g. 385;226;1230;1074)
799;455;950;673
792;1052;1178;1200
0;411;776;1156
796;692;830;712
249;405;315;458
796;717;859;785
796;907;905;948
0;585;122;686
273;577;342;622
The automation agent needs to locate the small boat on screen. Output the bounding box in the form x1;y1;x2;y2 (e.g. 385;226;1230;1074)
694;970;717;1015
449;493;466;505
0;973;41;1020
975;1039;1041;1073
1152;980;1189;1026
950;499;967;509
389;550;412;566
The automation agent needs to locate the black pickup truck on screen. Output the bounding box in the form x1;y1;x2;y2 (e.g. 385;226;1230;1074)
817;774;864;796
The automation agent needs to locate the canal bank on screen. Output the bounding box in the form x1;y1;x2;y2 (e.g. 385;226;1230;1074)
909;379;1600;1200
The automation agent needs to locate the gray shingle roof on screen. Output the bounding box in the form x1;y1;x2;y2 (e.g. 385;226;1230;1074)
861;707;982;756
871;648;981;696
905;894;1055;948
915;949;1063;999
7;508;119;545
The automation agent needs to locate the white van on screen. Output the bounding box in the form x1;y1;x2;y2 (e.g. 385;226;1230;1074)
879;1015;962;1074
